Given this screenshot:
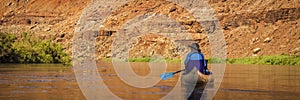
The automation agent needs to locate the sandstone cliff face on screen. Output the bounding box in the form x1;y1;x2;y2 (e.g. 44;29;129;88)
0;0;299;60
209;0;300;58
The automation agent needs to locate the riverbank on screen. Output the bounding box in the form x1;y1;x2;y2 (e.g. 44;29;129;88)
1;32;298;66
100;55;300;66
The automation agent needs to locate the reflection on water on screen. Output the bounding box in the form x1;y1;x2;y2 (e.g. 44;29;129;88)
215;64;300;100
0;63;299;100
97;62;182;100
0;64;85;100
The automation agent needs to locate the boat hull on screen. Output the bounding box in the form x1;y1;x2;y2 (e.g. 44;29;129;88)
181;68;212;99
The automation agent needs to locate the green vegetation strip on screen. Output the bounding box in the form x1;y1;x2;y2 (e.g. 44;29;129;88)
227;55;300;66
101;55;300;66
0;32;71;65
101;57;182;63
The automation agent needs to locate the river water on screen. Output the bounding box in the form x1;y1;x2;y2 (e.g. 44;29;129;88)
0;63;299;100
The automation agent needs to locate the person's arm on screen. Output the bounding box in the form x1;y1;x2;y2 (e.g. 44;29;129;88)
201;53;206;67
184;53;191;65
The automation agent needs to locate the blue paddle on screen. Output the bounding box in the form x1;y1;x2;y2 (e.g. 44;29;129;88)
160;69;185;80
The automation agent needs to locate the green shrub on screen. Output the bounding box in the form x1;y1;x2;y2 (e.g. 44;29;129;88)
0;32;70;65
0;32;16;62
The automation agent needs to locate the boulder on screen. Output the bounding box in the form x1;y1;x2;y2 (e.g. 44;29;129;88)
291;47;300;55
253;48;261;54
264;37;271;43
169;5;176;12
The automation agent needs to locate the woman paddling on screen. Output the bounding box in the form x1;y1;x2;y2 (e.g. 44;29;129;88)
181;43;211;100
184;43;208;74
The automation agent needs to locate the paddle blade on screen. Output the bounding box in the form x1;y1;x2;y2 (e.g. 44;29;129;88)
160;72;174;80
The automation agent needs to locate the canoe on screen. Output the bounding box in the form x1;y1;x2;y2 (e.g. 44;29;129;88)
181;68;210;85
181;68;212;99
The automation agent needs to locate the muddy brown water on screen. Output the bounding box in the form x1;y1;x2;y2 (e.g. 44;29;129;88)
0;63;299;100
